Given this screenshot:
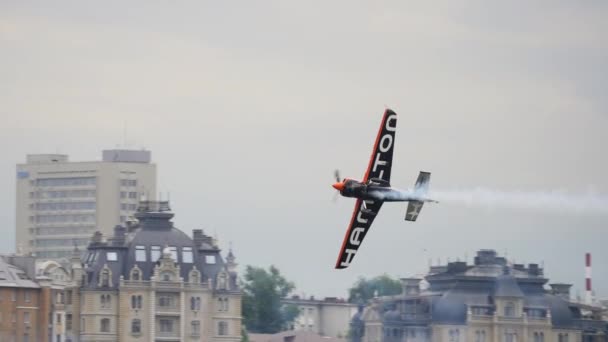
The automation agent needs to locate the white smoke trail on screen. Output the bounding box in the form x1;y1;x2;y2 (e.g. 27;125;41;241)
428;188;608;215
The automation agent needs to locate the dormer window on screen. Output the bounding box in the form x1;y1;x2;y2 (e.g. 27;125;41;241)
218;272;228;290
151;246;161;262
161;272;173;282
106;252;118;262
504;302;515;317
98;267;112;287
135;246;146;262
205;255;216;264
189;269;200;283
182;247;193;263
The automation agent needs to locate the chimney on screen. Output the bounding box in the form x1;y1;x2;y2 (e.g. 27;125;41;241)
550;283;572;301
585;253;592;305
91;231;103;245
112;225;126;246
193;229;204;247
401;278;421;296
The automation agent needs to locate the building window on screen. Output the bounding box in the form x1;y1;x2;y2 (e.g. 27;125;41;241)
191;320;200;336
131;295;143;309
504;331;517;342
218;321;228;336
56;313;61;323
100;318;110;332
128;192;138;199
131;319;141;334
151;246;161;261
182;247;193;263
107;252;118;261
24;291;30;302
206;255;216;264
120;191;127;199
23;334;29;342
159;319;174;333
12;289;16;301
504;302;515;317
475;330;486;342
158;294;176;308
100;270;111;287
81;318;85;332
56;335;60;342
191;296;201;311
23;312;30;324
100;294;111;308
449;329;459;342
131;269;141;281
135;245;146;262
66;314;72;331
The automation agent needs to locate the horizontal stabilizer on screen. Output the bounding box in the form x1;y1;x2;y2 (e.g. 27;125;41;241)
405;200;424;222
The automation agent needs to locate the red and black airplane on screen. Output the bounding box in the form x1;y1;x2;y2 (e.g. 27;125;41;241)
333;109;437;269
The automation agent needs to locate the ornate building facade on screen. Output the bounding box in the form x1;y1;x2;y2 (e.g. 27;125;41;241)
351;250;607;342
62;200;242;342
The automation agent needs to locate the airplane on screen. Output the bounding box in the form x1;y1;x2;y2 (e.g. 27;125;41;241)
332;109;437;269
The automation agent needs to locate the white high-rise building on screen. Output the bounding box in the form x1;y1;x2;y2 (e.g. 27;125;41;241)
15;149;156;259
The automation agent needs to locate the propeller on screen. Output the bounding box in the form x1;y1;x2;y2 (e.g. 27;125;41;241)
332;169;342;202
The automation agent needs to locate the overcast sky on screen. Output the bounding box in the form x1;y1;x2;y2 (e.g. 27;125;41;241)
1;1;607;299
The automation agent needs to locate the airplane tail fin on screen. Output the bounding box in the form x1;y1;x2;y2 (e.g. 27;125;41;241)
405;171;432;222
414;171;431;195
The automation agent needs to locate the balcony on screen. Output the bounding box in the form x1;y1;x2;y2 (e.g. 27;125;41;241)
156;305;180;315
155;330;180;341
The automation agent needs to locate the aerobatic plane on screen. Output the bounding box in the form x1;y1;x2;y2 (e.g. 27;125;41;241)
333;109;437;269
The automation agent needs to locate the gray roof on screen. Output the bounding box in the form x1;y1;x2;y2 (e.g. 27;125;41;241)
354;250;591;332
494;274;525;297
81;202;235;290
0;256;39;289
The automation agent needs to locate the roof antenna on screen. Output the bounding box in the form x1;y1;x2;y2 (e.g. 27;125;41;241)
123;120;127;148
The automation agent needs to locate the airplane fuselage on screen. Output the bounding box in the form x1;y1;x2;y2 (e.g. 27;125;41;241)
337;179;435;203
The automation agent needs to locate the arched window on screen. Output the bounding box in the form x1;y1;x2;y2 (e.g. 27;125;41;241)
100;318;110;333
218;272;228;290
218;321;228;336
101;271;110;287
131;319;141;334
192;270;201;283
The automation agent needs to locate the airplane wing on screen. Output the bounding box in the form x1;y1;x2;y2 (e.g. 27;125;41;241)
335;199;383;269
363;109;397;183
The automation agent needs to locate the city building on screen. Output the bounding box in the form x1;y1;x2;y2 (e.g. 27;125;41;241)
15;149;157;259
351;250;608;342
0;254;70;342
283;296;357;338
62;200;242;342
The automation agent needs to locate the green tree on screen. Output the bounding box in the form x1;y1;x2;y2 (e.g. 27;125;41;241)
348;274;402;303
241;265;297;333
